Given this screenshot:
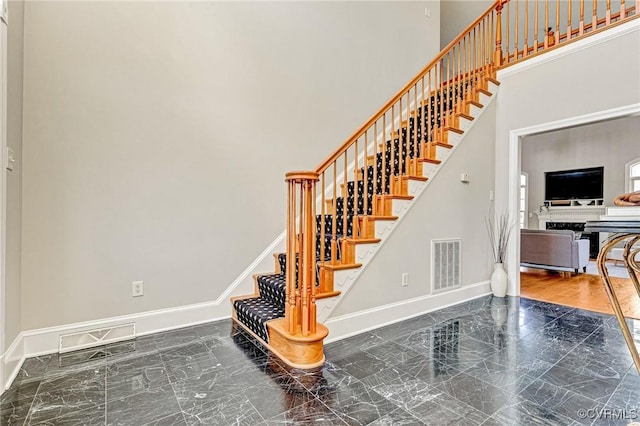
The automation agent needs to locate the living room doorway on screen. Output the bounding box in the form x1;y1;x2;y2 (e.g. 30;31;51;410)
510;108;640;318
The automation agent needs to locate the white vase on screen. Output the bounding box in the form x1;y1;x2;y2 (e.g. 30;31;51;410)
490;262;508;297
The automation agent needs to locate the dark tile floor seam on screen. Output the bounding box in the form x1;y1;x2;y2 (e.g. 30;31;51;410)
161;358;188;426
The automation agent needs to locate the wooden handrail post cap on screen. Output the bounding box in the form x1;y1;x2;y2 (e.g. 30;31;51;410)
286;171;320;183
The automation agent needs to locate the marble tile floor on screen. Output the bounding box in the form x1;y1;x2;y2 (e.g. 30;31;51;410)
1;296;639;426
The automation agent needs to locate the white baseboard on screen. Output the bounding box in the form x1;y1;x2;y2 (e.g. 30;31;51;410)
0;301;233;392
324;281;491;343
1;279;490;392
2;332;24;392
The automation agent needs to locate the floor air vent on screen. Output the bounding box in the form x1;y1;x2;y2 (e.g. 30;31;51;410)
431;239;461;293
59;323;136;353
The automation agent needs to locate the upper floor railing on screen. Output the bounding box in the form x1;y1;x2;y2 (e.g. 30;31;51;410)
497;0;638;66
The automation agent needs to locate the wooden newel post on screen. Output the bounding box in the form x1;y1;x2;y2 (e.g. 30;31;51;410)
494;0;506;67
285;171;319;337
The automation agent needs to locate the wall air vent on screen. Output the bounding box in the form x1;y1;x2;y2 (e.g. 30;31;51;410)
59;323;136;354
431;239;461;293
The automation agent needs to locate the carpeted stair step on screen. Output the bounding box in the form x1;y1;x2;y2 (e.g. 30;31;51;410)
317;214;354;237
233;297;284;343
256;273;287;308
276;253;323;286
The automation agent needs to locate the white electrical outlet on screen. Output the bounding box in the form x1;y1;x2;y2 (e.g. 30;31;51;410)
132;281;144;297
401;273;409;287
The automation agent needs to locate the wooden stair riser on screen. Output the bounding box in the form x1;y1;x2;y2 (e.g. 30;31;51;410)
252;274;261;295
431;127;463;145
392;175;428;197
374;195;414;216
340;238;381;264
317;266;334;294
475;76;489;91
355;216;399;239
273;254;283;274
247;319;327;370
356;216;375;240
477;88;493;106
340;239;355;264
374;195;391;216
324;198;336;215
419;160;440;179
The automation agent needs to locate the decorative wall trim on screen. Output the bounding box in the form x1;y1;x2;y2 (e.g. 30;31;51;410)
506;103;640;296
498;19;639;80
325;281;491;343
214;230;285;304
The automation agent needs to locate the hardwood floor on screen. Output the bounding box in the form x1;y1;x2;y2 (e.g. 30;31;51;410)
520;266;640;320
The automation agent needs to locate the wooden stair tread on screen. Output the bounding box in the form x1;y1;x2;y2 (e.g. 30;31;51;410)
400;175;428;182
434;141;454;149
419;158;442;165
343;238;382;244
467;99;483;108
381;194;414;200
367;215;399;221
440;126;464;135
457;112;474;121
316;290;341;300
477;87;492;96
320;262;362;271
487;77;500;86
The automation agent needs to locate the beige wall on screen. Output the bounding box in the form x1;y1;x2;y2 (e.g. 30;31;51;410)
332;100;496;316
522;116;640;227
440;0;492;48
5;0;24;349
20;1;440;330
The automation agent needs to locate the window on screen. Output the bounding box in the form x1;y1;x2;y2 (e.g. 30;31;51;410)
519;173;528;229
628;158;640;193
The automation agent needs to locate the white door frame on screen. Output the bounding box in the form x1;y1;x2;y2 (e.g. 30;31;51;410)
0;10;7;389
507;103;640;296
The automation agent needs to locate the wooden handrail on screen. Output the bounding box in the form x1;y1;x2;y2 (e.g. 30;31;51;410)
314;0;501;174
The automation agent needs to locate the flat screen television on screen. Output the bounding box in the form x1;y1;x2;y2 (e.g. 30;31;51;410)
544;166;604;201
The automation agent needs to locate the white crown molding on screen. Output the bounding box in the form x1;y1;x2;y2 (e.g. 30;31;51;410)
498;18;640;80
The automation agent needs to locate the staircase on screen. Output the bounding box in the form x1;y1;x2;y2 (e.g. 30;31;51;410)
230;0;639;369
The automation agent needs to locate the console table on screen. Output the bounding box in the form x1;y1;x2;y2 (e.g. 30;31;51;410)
584;220;640;373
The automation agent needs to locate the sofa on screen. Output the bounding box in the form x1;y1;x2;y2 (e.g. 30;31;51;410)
520;229;590;273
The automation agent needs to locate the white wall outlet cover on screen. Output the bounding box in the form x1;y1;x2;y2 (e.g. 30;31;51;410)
6;147;14;171
460;173;470;183
401;273;409;287
132;281;144;297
